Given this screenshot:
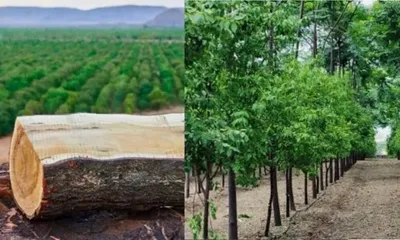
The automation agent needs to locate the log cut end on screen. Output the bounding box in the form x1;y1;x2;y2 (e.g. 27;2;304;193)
8;113;184;219
9;120;43;219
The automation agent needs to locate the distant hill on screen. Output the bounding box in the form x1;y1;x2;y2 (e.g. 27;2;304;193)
145;8;184;28
0;5;183;27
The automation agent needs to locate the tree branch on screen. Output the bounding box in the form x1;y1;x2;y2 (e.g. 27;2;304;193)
321;1;353;51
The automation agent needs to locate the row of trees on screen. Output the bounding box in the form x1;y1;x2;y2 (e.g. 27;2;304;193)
0;28;184;41
0;39;184;136
185;0;395;239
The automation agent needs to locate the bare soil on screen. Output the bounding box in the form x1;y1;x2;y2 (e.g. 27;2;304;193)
185;160;400;239
0;136;10;164
185;168;318;239
282;160;400;240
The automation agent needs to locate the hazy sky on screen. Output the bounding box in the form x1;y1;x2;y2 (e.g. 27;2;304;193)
362;0;375;7
376;127;391;143
0;0;184;9
0;0;374;9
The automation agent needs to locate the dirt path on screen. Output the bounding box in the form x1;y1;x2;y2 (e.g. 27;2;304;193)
282;160;400;239
185;160;400;239
185;168;318;239
0;136;10;164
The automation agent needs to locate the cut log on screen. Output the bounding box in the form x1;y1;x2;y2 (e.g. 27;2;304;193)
9;113;184;219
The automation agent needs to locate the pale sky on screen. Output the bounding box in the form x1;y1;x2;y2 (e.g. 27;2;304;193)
0;0;183;9
375;126;391;143
361;0;375;7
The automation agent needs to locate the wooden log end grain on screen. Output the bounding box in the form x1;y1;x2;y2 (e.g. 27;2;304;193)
9;113;184;219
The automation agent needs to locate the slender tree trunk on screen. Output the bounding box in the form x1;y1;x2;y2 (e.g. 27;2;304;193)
325;161;329;188
295;0;305;59
269;6;275;70
334;158;339;181
289;168;296;210
329;158;333;183
320;163;324;191
313;2;318;58
304;172;308;205
195;167;202;194
185;172;190;198
202;162;211;240
228;167;238;240
338;39;342;76
271;167;282;226
264;181;274;237
222;172;225;188
330;39;334;73
340;158;344;177
312;176;317;199
285;169;290;217
316;175;319;195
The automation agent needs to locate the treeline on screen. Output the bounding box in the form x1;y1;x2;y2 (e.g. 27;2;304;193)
185;1;386;239
0;28;184;41
0;38;184;136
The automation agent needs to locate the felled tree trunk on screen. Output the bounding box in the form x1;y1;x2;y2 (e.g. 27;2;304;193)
9;113;184;219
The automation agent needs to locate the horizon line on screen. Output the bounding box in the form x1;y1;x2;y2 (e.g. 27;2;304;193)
0;4;184;11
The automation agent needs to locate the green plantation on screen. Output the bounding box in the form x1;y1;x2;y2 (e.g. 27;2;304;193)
185;1;399;239
0;29;184;136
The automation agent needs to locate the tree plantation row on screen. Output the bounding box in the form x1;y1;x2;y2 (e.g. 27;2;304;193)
0;28;184;41
0;39;184;136
184;1;399;239
186;151;364;239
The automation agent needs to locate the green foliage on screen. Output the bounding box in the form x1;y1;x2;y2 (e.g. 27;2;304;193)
186;0;374;184
42;88;69;114
0;29;183;136
188;213;202;240
123;93;136;114
24;100;42;115
137;81;153;110
149;87;168;109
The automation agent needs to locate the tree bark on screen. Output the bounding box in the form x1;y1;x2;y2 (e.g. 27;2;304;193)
271;167;282;226
320;163;324;191
312;177;317;199
9;113;184;219
295;0;305;59
289;168;296;211
334;158;339;181
304;172;308;205
264;181;274;237
325;161;329;188
285;169;290;217
185;172;190;198
330;158;333;183
202;161;211;240
196;167;202;194
0;169;13;208
340;158;344;177
313;2;318;57
228;168;238;240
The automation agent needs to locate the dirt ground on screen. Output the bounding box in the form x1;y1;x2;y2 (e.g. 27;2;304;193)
0;136;10;164
282;160;400;240
185;168;319;239
0;106;185;240
185;160;400;239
